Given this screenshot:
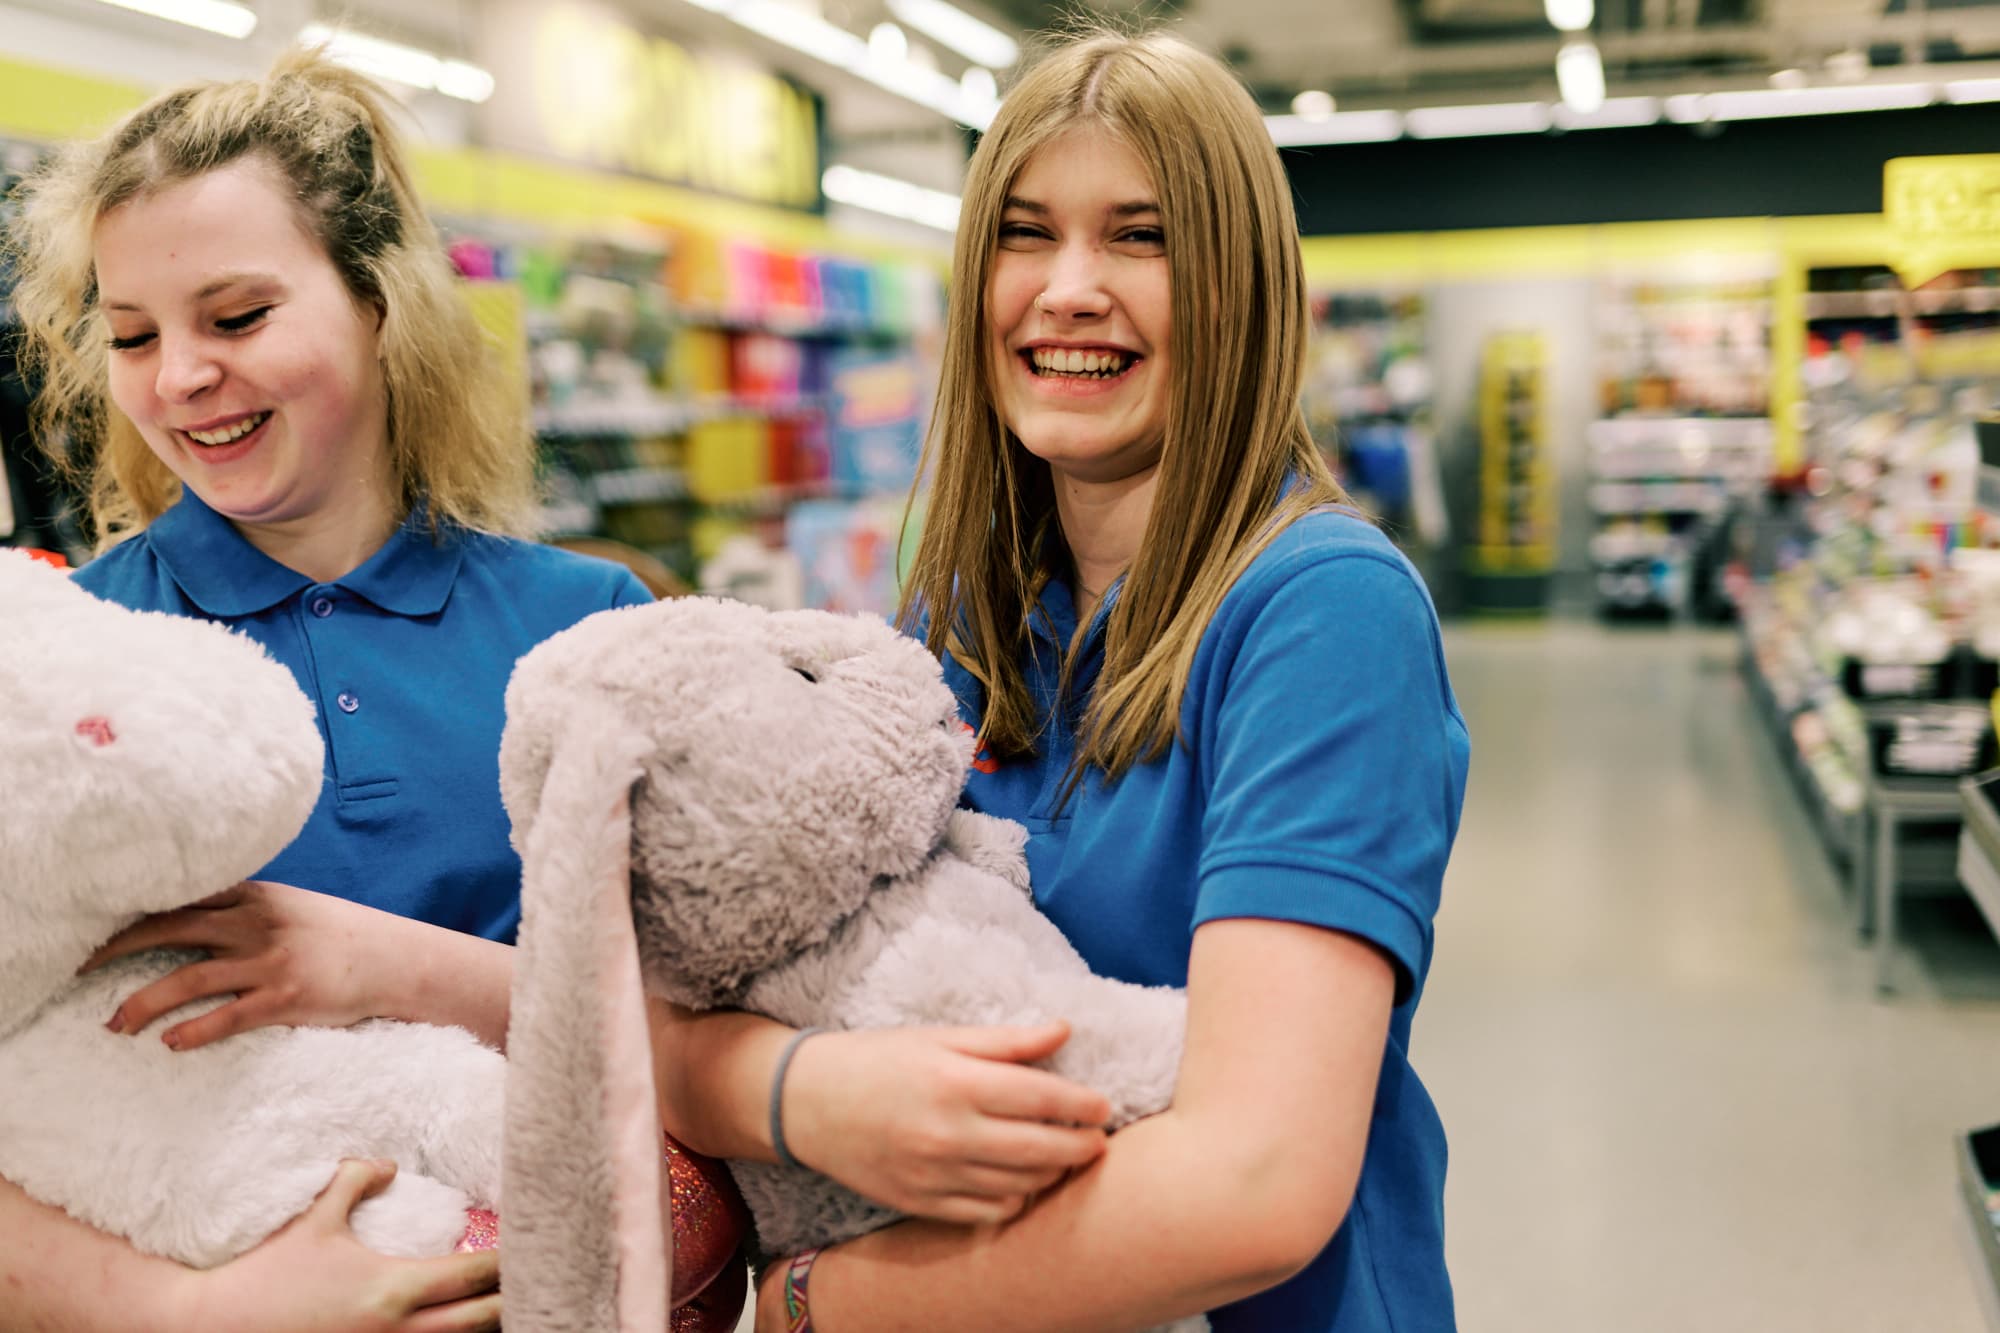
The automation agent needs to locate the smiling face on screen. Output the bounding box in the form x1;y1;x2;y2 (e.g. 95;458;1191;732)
93;157;392;537
986;126;1171;487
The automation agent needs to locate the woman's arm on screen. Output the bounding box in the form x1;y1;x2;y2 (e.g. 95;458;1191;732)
0;1162;500;1333
755;917;1396;1332
648;1002;1116;1223
84;882;514;1052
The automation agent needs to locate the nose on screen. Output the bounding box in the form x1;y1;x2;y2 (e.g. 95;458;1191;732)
154;335;222;404
1034;240;1112;321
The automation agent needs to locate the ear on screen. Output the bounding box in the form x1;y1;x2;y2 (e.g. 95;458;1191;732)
501;717;670;1333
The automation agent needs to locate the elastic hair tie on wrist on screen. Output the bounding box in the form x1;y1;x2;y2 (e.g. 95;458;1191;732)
770;1026;824;1172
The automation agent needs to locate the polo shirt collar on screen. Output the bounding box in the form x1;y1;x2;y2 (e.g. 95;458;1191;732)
148;489;463;618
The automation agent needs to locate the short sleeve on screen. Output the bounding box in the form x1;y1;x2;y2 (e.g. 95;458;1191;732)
1193;552;1466;1005
608;568;654;609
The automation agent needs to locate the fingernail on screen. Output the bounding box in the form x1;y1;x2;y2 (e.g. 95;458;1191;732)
162;1030;180;1050
105;1012;123;1034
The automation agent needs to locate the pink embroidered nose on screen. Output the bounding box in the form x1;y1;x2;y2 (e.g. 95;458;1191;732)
75;717;117;747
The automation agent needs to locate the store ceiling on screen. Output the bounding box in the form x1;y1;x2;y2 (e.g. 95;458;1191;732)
967;0;2000;111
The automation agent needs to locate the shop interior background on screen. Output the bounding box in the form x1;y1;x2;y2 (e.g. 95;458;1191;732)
12;0;2000;1329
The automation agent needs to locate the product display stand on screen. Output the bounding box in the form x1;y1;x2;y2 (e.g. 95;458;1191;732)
1864;770;1968;992
1957;1121;2000;1331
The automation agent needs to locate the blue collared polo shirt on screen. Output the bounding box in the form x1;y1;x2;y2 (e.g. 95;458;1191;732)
942;510;1468;1332
73;491;651;941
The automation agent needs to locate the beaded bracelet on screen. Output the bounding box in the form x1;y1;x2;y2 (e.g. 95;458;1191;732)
783;1246;824;1332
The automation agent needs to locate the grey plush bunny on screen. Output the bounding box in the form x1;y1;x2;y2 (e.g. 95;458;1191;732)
500;594;1202;1333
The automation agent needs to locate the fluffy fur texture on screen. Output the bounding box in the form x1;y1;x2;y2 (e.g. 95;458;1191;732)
0;549;504;1266
501;595;1202;1333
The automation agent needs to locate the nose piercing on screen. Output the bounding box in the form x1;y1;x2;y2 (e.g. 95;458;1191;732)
1034;293;1049;313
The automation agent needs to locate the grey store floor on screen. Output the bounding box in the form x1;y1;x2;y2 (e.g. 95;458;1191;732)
1432;620;2000;1333
729;620;2000;1332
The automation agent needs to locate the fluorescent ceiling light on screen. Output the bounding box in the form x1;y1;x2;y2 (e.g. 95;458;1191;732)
1544;0;1592;32
93;0;255;38
1265;109;1403;146
1406;101;1552;139
822;164;960;232
868;22;908;65
300;24;495;102
1552;95;1658;130
1291;89;1337;120
961;65;998;109
1945;78;2000;105
886;0;1019;69
701;0;994;129
1556;40;1604;113
1672;82;1933;122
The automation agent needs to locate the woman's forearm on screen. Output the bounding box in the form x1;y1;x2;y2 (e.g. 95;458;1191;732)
645;999;791;1160
381;920;515;1051
797;1107;1330;1333
0;1175;198;1333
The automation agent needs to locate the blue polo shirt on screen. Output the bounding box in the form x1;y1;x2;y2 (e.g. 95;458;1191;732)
943;510;1467;1331
73;490;651;942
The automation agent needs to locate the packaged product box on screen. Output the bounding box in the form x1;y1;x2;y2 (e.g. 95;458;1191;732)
827;347;923;495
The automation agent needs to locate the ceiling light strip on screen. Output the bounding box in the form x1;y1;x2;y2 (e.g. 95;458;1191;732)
300;23;495;102
886;0;1017;70
91;0;256;38
688;0;996;129
822;164;961;232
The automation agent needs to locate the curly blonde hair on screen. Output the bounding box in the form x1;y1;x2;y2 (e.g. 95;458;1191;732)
7;47;537;547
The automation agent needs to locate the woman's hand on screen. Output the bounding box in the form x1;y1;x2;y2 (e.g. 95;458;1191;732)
84;880;411;1050
174;1159;501;1333
780;1022;1111;1225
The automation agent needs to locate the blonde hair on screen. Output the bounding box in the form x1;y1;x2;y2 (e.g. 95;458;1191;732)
8;47;537;547
898;30;1351;781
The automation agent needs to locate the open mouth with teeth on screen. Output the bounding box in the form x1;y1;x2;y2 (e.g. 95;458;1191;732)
183;412;271;447
1024;347;1138;380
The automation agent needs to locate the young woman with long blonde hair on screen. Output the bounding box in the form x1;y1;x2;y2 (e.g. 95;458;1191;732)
654;29;1469;1333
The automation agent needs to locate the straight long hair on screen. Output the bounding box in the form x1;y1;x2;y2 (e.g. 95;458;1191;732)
8;47;538;547
898;30;1350;781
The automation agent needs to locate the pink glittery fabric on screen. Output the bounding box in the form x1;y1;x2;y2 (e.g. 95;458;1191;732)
447;1133;748;1331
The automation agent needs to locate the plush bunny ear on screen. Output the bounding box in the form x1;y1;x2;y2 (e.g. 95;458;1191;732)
502;718;671;1333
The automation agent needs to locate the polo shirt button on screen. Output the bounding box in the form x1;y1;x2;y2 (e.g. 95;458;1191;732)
311;595;335;618
336;691;360;714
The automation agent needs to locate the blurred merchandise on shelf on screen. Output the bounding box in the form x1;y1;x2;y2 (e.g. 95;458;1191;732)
1597;271;1772;419
442;218;943;614
1467;330;1553;611
1302;290;1448;547
1589;268;1773;620
786;498;918;617
1589;416;1772;619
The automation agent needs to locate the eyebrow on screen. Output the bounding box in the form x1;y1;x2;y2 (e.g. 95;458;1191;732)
102;273;281;313
1001;195;1161;217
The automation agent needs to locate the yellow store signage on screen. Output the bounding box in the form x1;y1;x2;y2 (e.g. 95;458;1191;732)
1884;154;2000;287
482;0;821;211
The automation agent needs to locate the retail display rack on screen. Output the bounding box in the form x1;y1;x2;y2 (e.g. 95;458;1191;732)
1302;290;1446;548
441;220;943;615
1590;272;1774;618
1736;377;2000;997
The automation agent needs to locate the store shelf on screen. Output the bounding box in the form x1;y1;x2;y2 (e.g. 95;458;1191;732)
533;393;831;438
1590;480;1727;516
1806;288;2000;319
1958;772;2000;946
1957;1125;2000;1332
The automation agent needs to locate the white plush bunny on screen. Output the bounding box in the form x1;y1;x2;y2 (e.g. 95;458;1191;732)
0;548;504;1268
500;594;1201;1333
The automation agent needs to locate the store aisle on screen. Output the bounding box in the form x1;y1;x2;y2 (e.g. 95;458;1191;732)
1426;621;2000;1333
